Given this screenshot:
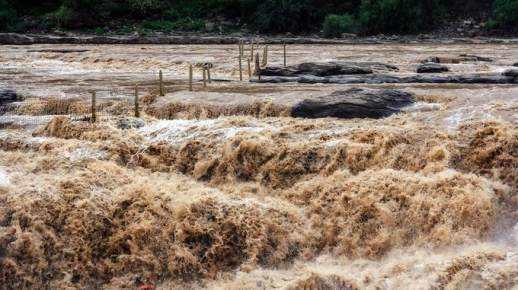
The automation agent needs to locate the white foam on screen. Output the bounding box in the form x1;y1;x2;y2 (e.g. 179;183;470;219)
140;119;270;144
0;167;11;187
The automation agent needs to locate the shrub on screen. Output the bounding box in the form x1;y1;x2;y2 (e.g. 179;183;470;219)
127;0;163;16
141;18;205;32
323;14;357;37
51;4;74;28
173;17;205;31
94;26;105;35
141;20;175;32
0;0;16;31
358;0;446;35
492;0;518;28
253;0;318;33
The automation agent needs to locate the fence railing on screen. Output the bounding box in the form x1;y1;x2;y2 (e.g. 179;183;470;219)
0;40;290;127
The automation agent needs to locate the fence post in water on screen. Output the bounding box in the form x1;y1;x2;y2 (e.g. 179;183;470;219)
134;84;140;118
262;44;268;67
189;64;193;91
91;91;96;123
255;52;261;80
207;65;212;83
202;68;207;88
283;42;287;67
250;39;254;61
247;58;252;79
159;70;165;96
239;56;243;81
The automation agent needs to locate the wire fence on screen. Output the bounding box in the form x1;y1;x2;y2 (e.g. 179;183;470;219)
0;89;138;128
0;41;290;129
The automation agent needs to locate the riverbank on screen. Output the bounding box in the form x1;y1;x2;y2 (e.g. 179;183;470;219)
2;32;518;45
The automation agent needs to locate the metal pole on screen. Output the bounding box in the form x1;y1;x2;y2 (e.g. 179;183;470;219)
207;66;212;83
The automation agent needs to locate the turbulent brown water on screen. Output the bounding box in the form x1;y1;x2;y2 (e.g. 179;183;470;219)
0;43;517;289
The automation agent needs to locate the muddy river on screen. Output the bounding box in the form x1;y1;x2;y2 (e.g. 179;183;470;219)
0;43;516;289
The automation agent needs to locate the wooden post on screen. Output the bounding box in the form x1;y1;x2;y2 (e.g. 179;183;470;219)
202;68;207;88
283;42;287;67
247;58;251;79
189;64;193;91
91;91;96;123
134;85;140;118
255;52;261;80
159;70;164;96
242;56;243;81
262;45;268;67
250;39;254;61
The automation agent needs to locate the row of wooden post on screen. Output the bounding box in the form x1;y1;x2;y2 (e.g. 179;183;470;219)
89;41;287;122
237;41;287;82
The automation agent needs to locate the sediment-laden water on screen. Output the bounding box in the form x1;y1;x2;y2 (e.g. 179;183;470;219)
0;43;516;289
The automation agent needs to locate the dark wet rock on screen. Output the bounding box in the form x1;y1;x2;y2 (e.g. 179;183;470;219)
260;62;399;77
0;90;20;105
116;117;145;130
253;73;517;84
0;33;33;45
298;74;402;84
27;49;90;53
421;56;460;64
458;54;493;62
422;54;493;64
260;62;373;77
453;74;515;84
291;88;414;119
502;69;518;77
417;63;449;73
513;63;518;67
259;62;400;78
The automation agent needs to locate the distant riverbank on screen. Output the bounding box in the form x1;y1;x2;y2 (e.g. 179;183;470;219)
2;32;518;45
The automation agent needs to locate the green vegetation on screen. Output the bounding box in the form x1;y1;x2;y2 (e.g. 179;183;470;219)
357;0;445;34
492;0;518;28
0;0;517;35
0;0;16;31
323;14;357;38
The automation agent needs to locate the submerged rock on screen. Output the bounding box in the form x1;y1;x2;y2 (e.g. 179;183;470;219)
261;62;372;77
254;73;517;84
27;49;90;53
422;54;493;64
459;54;494;62
417;63;449;73
116;117;145;129
291;88;414;119
0;90;20;106
502;69;518;77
